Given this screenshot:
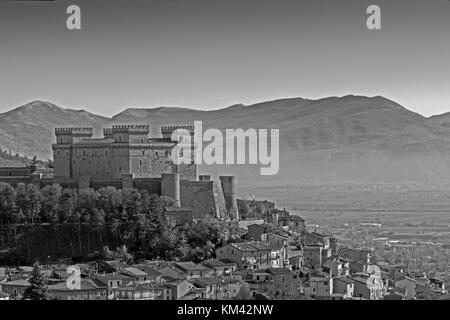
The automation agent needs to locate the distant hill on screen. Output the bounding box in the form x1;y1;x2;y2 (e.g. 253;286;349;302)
2;96;450;185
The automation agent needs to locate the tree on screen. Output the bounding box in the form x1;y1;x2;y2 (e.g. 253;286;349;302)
23;260;50;300
0;182;16;224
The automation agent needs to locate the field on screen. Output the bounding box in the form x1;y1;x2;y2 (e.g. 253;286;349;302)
237;183;450;226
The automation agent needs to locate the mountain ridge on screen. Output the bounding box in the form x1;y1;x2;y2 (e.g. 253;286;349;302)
2;96;450;184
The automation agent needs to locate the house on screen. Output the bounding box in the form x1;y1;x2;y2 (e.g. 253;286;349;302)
200;259;237;276
267;268;298;297
276;213;306;233
333;276;354;299
111;283;164;300
191;277;241;299
47;278;108;300
174;262;213;279
0;291;9;300
247;268;297;297
158;266;186;281
266;233;289;249
98;260;126;273
180;286;206;300
0;279;30;299
384;288;407;300
248;223;271;241
95;273;131;289
249;242;287;269
133;264;163;283
163;279;195;300
304;232;331;248
303;245;332;269
353;275;384;300
339;248;371;273
251;270;273;283
154;283;176;300
288;251;305;270
395;276;417;300
304;277;333;299
290;215;306;233
323;260;349;277
216;242;260;270
120;267;149;284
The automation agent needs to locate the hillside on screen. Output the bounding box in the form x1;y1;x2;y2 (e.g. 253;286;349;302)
2;96;450;185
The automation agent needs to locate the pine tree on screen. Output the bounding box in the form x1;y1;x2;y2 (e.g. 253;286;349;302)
22;260;50;300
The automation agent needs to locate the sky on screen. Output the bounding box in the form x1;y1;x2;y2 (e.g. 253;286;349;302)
0;0;449;117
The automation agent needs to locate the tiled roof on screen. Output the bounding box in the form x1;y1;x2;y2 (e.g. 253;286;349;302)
267;268;292;275
201;259;235;268
134;265;162;277
47;278;106;291
175;262;206;272
122;267;148;277
3;279;30;286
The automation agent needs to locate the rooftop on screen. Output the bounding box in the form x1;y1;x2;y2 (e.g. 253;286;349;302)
121;267;148;277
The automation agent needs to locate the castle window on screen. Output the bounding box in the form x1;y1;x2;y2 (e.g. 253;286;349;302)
57;151;60;156
140;160;142;166
142;151;145;155
83;150;86;156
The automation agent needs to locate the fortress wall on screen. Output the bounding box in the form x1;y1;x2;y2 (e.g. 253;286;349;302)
0;177;32;186
180;180;228;219
0;168;31;177
90;179;123;190
161;173;181;206
133;178;161;194
42;178;78;189
212;180;229;219
219;176;239;220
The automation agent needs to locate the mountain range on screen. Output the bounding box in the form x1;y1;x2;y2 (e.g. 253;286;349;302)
2;96;450;185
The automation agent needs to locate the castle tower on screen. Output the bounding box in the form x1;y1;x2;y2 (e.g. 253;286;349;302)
219;176;239;220
161;125;194;140
161;125;197;181
53;127;94;178
161;173;181;207
111;125;149;143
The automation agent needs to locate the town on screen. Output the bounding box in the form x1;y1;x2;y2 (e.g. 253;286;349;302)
0;125;449;300
1;198;448;300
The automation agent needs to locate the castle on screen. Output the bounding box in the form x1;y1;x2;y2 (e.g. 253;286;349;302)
0;125;239;220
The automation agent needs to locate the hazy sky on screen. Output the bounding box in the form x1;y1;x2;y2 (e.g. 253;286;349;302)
0;0;449;117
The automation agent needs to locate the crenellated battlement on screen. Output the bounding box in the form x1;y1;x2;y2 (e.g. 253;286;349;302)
161;125;194;132
112;124;150;133
112;124;149;129
55;127;94;135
